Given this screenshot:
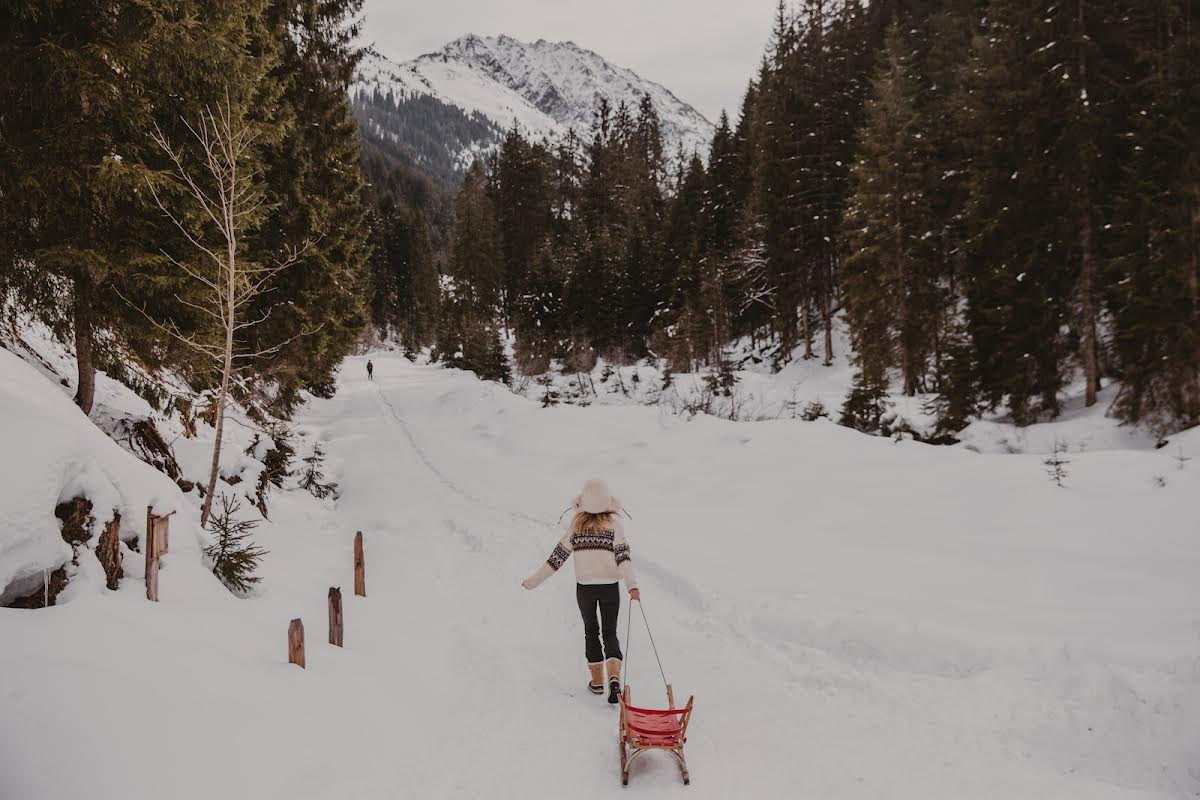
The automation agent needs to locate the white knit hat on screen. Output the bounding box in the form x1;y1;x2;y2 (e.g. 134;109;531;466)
574;478;622;515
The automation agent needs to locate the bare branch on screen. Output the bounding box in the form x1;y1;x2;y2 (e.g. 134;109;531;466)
233;304;278;331
113;288;225;362
233;322;326;361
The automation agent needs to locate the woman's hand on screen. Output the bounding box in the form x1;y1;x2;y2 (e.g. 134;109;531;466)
521;579;532;590
629;588;640;602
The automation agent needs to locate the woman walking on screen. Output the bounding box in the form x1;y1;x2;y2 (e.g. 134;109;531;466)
523;479;639;703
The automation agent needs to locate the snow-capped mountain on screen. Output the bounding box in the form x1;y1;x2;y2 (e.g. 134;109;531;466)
355;34;715;184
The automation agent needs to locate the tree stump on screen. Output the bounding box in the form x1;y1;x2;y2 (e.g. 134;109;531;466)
328;587;343;647
353;531;366;597
96;512;123;591
288;618;305;668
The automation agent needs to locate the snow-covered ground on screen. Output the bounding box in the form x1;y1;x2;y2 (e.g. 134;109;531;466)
2;345;1198;799
512;321;1179;457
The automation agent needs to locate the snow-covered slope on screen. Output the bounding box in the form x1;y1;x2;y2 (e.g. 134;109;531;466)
0;346;184;602
357;34;715;160
2;347;1198;799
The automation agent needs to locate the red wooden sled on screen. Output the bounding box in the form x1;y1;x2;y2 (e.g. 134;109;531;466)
618;684;694;786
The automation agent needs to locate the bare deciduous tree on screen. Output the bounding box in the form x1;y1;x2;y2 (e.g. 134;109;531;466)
128;95;315;527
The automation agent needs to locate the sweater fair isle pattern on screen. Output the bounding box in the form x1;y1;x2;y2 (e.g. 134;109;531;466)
523;520;637;590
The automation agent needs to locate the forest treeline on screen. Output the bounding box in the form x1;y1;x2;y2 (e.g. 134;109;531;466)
399;0;1198;438
0;0;374;417
2;0;1196;441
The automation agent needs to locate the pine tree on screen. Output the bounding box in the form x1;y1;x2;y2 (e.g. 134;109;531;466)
245;0;373;413
959;0;1131;423
299;443;339;500
513;238;568;372
368;198;440;349
0;0;280;414
1106;0;1200;433
205;494;268;593
842;22;938;396
840;365;891;434
450;161;505;314
490;127;553;323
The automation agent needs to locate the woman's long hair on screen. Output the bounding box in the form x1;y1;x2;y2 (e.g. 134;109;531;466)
570;510;616;534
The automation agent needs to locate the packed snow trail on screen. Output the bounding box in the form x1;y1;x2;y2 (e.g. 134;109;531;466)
2;351;1198;799
313;355;1199;798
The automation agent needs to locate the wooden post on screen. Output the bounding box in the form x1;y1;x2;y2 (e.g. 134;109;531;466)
288;618;305;668
353;531;366;597
144;507;159;602
156;514;169;556
328;587;343;647
144;507;169;557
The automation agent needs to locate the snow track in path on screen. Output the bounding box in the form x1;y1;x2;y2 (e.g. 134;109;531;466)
371;378;558;533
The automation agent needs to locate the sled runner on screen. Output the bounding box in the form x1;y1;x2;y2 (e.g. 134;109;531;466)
618;683;694;786
618;598;695;786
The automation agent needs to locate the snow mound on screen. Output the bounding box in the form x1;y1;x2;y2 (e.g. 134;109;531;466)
0;347;181;599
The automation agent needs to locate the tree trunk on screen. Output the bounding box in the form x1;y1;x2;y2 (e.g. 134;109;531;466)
72;278;96;415
1078;205;1100;407
801;300;813;360
895;193;914;394
1077;0;1101;407
1188;192;1200;414
821;282;833;367
200;220;238;529
1189;193;1199;321
200;359;231;528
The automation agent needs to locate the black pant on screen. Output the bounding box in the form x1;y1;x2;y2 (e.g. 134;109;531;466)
576;583;622;664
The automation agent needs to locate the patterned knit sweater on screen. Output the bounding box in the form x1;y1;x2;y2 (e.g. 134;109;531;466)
523;519;637;590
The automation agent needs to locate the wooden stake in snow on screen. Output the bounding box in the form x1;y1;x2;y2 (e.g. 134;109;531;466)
146;507;170;557
353;531;366;597
145;541;159;602
288;618;305;668
328;587;343;647
144;507;170;601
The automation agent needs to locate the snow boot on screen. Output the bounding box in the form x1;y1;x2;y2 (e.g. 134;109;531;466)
606;658;622;704
588;663;605;695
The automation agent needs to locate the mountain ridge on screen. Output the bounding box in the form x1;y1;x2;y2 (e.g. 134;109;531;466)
353;34;715;190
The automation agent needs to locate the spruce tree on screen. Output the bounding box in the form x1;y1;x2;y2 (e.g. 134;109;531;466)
842;22;938;396
299;443;339;500
205;494;268;593
1105;0;1200;433
246;0;373;413
0;0;280;414
450;161;505;314
490;127;553;323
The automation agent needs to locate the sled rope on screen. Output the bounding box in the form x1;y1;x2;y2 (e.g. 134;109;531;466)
625;598;669;692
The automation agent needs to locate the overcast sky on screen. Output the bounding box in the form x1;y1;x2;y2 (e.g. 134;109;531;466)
358;0;778;123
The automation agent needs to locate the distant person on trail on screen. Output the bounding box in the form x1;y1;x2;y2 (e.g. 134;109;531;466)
523;479;639;704
366;360;373;381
